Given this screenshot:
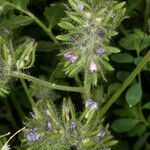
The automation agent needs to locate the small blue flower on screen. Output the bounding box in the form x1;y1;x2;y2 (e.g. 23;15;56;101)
26;127;40;142
95;48;105;55
95;131;106;142
70;34;80;42
77;3;84;11
45;121;52;131
70;55;78;63
98;29;105;37
85;99;98;110
43;109;51;116
70;121;77;135
89;61;98;73
64;51;73;59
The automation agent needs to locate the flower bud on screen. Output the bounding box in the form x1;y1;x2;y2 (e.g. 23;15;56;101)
26;127;40;142
70;55;78;63
89;62;98;73
77;3;84;11
43;109;51;117
45;121;52;131
70;34;80;42
64;51;73;59
98;29;105;37
70;121;77;135
95;131;106;142
95;48;105;55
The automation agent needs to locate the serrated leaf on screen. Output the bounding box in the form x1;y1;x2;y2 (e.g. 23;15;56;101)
58;21;75;30
119;29;150;52
69;15;84;24
111;53;134;63
44;3;66;28
105;46;120;53
126;83;142;106
142;102;150;109
112;118;139;133
56;35;70;41
0;15;33;29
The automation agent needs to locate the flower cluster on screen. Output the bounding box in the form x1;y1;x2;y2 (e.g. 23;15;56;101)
57;0;126;84
24;98;116;149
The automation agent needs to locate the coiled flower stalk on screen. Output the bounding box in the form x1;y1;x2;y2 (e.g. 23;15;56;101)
23;98;117;150
57;0;126;85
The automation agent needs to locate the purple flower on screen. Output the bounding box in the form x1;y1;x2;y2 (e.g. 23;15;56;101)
89;62;98;73
26;127;40;142
111;13;116;19
64;51;73;59
95;48;105;55
85;99;98;118
101;10;109;18
95;131;106;142
77;3;84;11
98;29;105;37
70;121;77;135
85;99;98;110
70;55;78;63
45;121;52;131
43;109;51;116
70;34;80;42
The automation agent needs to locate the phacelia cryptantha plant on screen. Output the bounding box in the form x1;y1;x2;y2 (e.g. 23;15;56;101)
24;98;117;150
56;0;126;85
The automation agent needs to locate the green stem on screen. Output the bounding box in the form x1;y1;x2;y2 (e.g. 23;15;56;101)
6;3;58;44
84;71;91;100
99;51;150;119
144;0;150;31
20;79;36;107
10;71;84;93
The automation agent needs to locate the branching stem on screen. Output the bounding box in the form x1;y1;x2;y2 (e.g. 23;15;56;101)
99;51;150;119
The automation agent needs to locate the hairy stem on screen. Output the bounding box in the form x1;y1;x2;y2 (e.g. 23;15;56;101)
10;71;84;93
6;2;58;44
99;51;150;119
144;0;150;31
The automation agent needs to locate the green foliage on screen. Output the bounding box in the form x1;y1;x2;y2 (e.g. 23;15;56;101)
24;98;115;150
57;0;126;85
44;3;66;29
112;118;139;133
126;83;142;106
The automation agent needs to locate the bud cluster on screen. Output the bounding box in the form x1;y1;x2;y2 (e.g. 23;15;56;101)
24;98;116;149
57;0;126;84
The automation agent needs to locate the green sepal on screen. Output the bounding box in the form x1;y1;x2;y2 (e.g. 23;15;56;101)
68;97;76;120
56;34;71;41
58;21;75;30
69;14;84;24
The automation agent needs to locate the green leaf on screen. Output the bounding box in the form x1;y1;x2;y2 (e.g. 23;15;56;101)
134;133;150;150
44;3;66;28
111;53;134;63
112;118;139;133
119;29;150;52
58;21;75;30
108;82;121;96
0;15;33;29
104;46;120;54
126;83;142;106
56;35;70;41
117;71;130;82
13;0;29;9
142;102;150;109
